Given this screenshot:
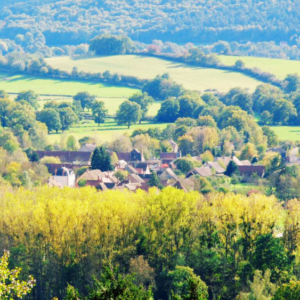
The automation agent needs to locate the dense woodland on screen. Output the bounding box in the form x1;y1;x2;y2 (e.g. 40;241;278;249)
1;0;300;46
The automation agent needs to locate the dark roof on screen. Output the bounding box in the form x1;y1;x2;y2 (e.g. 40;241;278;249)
115;152;132;161
37;151;91;163
238;165;265;177
46;163;73;175
134;163;149;171
55;167;73;176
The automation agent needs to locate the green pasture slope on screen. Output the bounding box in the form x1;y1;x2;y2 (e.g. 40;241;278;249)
219;55;300;80
47;120;169;143
0;73;161;116
270;126;300;142
46;55;262;93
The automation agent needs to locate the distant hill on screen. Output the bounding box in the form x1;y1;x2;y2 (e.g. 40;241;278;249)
1;0;300;45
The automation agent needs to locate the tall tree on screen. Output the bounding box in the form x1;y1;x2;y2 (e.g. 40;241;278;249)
16;90;40;110
92;101;108;126
73;92;96;111
36;108;62;133
115;101;142;128
129;92;154;123
90;146;114;171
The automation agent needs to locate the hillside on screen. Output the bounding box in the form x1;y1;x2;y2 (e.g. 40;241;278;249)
46;55;262;93
220;55;300;80
1;0;300;45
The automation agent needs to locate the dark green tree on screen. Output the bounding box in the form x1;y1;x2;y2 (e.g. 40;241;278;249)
73;92;96;111
284;74;300;93
175;158;194;174
129;92;154;123
91;146;114;171
59;107;79;130
92;101;108;126
89;34;134;55
251;234;290;281
224;160;238;177
148;171;163;189
16;90;40;110
115;101;142;128
273;281;300;300
156;98;180;122
36;108;62;133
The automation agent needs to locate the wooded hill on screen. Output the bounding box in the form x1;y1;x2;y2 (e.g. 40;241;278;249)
1;0;300;45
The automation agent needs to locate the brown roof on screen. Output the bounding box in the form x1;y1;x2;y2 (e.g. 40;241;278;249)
187;167;212;177
238;165;265;177
206;162;225;174
78;170;103;181
160;152;178;159
37;151;91;163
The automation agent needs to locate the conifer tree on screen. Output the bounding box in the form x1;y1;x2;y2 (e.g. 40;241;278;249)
91;146;114;171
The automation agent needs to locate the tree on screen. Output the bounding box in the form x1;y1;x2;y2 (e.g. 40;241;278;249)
66;135;79;151
175;158;194;174
129;92;154;123
36;108;62;133
89;34;134;55
59;107;79;130
240;143;257;161
235;59;245;69
0;250;35;299
148;171;163;189
156;98;180;122
115;170;129;182
224;160;238;177
16;91;40;110
91;146;114;171
284;74;300;93
262;126;278;147
92;101;108;126
167;266;208;300
198;116;217;127
273;281;300;300
260;111;272;125
73;92;96;111
251;234;290;281
115;101;142;128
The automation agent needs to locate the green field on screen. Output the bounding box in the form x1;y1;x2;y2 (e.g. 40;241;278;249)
1;73;161;116
219;55;300;80
46;55;262;93
47;120;169;143
270;126;300;141
0;73;138;97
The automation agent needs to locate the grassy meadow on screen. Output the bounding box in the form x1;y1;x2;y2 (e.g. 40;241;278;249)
47;120;169;143
46;55;262;93
219;55;300;80
0;73;138;97
270;126;300;142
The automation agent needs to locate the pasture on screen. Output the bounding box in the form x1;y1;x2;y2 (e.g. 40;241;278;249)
46;55;262;93
0;73;138;97
219;55;300;80
0;73;161;116
47;120;169;143
270;126;300;141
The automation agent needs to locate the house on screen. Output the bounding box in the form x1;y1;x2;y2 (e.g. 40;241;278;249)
76;169;118;188
160;152;180;164
168;140;178;153
115;160;127;169
160;168;179;181
78;144;97;152
173;178;194;192
133;163;151;176
114;149;145;163
49;167;76;188
204;161;225;174
48;177;63;188
186;167;212;178
237;165;265;178
125;164;138;175
37;151;91;165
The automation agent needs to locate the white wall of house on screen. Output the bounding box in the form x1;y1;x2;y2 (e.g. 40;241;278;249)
52;173;76;187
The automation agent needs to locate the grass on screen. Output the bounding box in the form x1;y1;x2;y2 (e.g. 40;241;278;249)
219;55;300;80
229;183;268;195
47;120;169;143
46;55;262;93
0;73;138;97
2;73;161;116
269;126;300;141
